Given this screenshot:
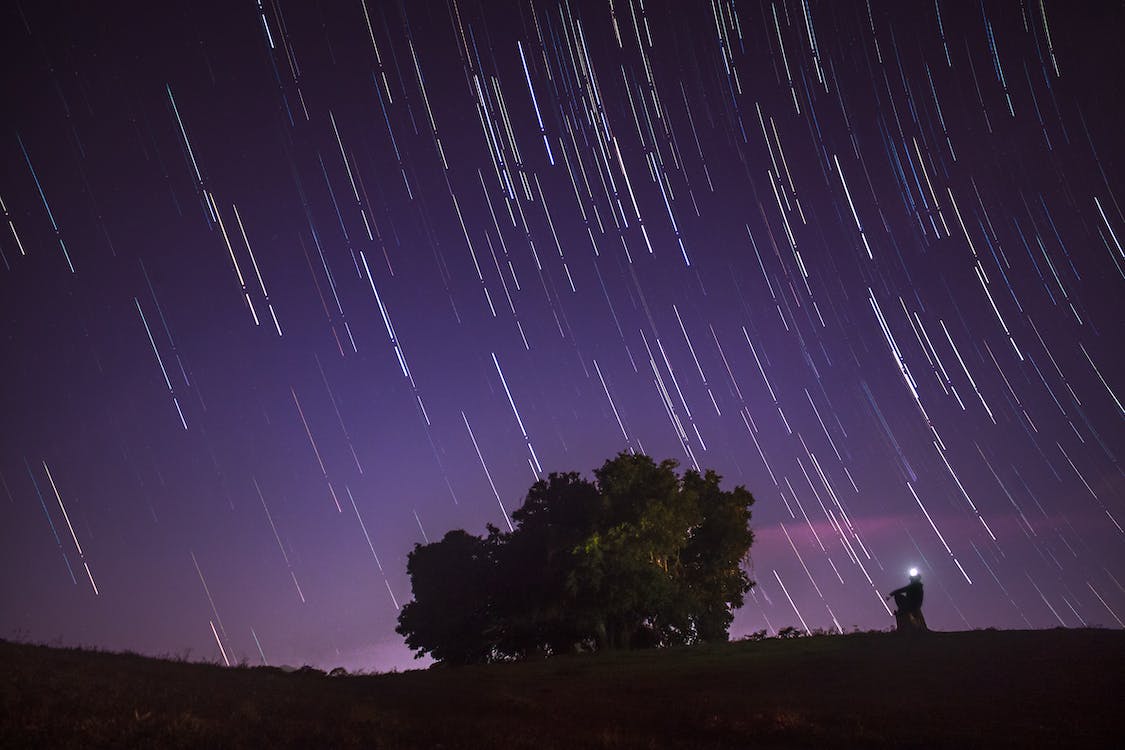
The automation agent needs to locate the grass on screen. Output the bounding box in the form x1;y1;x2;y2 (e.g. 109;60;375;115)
3;628;1122;748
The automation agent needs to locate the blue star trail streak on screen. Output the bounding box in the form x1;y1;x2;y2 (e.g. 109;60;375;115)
1;0;1122;670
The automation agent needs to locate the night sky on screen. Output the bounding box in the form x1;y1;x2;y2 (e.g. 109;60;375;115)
1;0;1122;671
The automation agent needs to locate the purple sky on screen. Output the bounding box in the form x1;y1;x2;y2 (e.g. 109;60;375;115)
1;0;1122;672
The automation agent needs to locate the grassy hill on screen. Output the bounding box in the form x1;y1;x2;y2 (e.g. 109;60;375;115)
3;628;1122;748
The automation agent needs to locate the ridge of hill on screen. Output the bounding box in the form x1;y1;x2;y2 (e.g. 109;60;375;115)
3;628;1123;748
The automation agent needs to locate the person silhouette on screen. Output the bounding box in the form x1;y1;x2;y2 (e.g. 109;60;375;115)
886;568;927;632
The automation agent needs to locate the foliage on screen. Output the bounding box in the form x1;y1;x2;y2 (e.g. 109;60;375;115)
395;529;502;665
396;453;756;663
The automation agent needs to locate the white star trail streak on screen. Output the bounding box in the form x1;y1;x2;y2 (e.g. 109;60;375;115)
253;475;305;604
772;569;811;635
347;485;400;611
41;462;98;595
462;411;514;532
134;297;188;430
492;352;543;476
16;135;74;272
291;386;342;513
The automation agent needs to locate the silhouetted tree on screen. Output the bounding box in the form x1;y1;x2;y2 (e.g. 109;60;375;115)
678;468;757;641
494;471;602;657
395;528;502;665
396;453;756;663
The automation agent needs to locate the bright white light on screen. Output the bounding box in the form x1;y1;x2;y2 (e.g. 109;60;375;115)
909;567;919;577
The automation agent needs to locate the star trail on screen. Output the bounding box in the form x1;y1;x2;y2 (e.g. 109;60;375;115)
1;0;1122;671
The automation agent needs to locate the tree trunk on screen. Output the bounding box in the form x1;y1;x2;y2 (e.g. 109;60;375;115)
594;620;608;651
618;624;631;651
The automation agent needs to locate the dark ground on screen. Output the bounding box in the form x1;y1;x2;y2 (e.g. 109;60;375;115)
3;628;1123;748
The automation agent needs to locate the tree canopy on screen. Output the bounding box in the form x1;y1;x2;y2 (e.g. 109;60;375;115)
396;453;756;664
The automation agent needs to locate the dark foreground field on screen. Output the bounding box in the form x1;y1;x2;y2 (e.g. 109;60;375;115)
3;628;1123;748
